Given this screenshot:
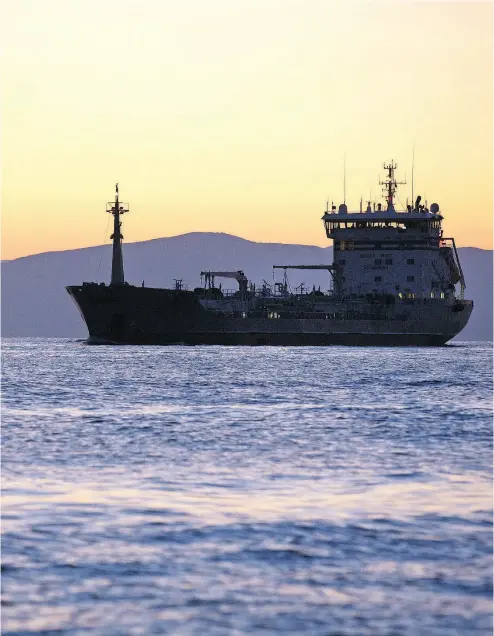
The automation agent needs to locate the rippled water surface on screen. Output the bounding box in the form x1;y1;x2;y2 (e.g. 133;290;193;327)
2;339;492;635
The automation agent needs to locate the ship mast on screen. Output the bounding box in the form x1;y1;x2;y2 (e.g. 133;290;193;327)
379;161;406;211
107;183;129;285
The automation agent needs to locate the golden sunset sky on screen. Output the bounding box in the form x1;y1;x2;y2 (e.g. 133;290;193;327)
2;0;492;260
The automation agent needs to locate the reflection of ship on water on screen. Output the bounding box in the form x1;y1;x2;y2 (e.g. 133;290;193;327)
67;162;472;345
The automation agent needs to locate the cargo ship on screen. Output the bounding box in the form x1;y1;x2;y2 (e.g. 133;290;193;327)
67;163;473;345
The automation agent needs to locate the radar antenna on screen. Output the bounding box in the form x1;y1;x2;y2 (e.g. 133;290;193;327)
343;153;347;204
379;161;406;212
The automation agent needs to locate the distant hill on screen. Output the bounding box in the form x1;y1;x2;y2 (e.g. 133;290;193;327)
1;233;492;340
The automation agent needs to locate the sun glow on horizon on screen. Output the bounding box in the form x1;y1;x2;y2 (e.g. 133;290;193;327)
2;0;492;260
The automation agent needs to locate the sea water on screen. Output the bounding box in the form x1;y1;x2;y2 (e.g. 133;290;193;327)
2;339;492;635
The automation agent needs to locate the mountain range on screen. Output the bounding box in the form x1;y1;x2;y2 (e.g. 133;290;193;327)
2;232;492;341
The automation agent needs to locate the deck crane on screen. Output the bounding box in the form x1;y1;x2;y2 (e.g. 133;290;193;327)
272;264;341;294
200;271;249;297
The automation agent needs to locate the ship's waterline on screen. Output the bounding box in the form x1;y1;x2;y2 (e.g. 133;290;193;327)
67;163;473;345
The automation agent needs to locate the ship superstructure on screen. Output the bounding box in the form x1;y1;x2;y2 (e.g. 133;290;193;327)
67;165;473;346
323;162;464;301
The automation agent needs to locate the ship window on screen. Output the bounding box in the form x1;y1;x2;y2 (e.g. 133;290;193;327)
374;276;382;282
440;292;445;299
407;259;415;265
407;275;415;282
385;259;393;265
339;259;346;265
374;259;382;265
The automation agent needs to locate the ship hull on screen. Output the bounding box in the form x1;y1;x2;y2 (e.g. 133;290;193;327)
87;332;449;346
67;284;473;347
